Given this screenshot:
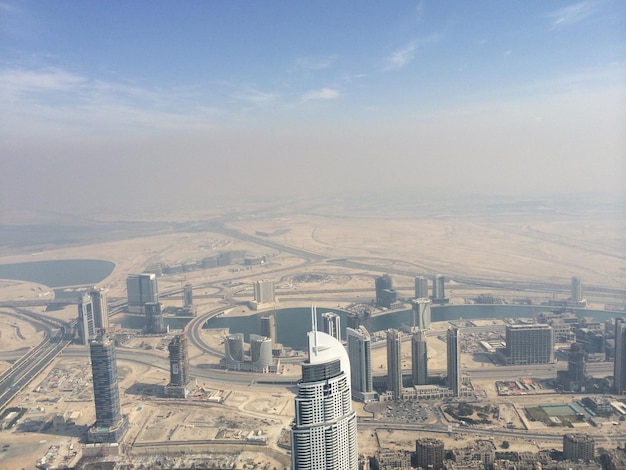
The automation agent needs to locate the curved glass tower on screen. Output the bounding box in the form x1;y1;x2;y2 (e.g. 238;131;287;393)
291;311;358;470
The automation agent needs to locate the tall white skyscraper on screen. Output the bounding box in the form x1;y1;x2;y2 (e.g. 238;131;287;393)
322;311;341;342
89;288;109;331
386;329;403;400
412;329;428;386
447;326;461;397
347;326;375;401
412;298;431;330
291;307;358;470
414;275;429;299
253;279;275;303
77;293;95;345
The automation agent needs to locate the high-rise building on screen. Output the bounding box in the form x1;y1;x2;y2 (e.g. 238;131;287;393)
412;298;431;330
415;438;445;470
386;329;403;399
412;329;428;386
260;314;277;346
375;274;397;308
87;333;126;443
77;293;95;345
504;324;554;365
183;283;193;307
322;312;341;342
127;273;159;313
253;279;275;304
447;327;460;397
431;274;449;304
571;276;583;303
563;434;595;462
614;318;626;395
89;288;109;330
249;334;273;372
145;302;165;334
291;310;358;470
168;335;189;387
568;342;587;384
224;333;245;369
414;275;429;299
347;326;375;401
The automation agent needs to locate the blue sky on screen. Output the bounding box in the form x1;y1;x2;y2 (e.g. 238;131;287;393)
1;1;625;215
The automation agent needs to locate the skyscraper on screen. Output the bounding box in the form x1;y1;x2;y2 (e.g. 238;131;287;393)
414;275;429;299
127;273;159;313
563;434;595;462
322;311;341;342
415;438;445;470
253;279;275;304
89;288;109;330
77;293;95;345
571;276;583;303
447;327;460;397
183;283;193;307
224;333;245;369
504;324;554;365
375;274;396;308
412;298;431;330
347;326;375;401
249;334;273;372
260;314;277;346
386;329;402;399
431;274;449;304
614;318;626;395
291;308;358;470
87;333;126;443
145;302;165;334
412;329;428;386
168;335;189;387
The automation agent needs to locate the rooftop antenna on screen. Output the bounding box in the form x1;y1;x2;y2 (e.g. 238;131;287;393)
311;304;318;356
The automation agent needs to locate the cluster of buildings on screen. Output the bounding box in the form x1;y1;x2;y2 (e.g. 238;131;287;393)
374;273;449;309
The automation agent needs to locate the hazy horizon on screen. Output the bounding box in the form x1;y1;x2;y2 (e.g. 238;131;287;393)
1;1;624;219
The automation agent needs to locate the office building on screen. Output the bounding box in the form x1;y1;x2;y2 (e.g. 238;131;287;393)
414;275;429;299
77;294;95;345
375;274;397;308
412;298;431;330
260;314;277;346
614;318;626;395
249;334;273;372
386;329;403;400
89;288;109;330
165;335;189;398
145;302;165;334
571;276;583;302
290;309;358;470
322;311;341;342
183;283;193;307
127;273;159;313
431;274;449;304
87;333;127;443
347;326;376;401
563;434;595;462
503;324;554;365
412;329;428;386
447;327;460;397
415;438;445;470
253;279;275;304
224;333;245;369
568;342;587;384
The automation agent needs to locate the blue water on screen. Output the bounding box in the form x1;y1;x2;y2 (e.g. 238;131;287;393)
0;259;115;288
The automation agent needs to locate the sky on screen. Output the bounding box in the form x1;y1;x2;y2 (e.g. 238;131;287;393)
1;1;625;217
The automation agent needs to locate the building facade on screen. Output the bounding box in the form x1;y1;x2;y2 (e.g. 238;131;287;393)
145;302;165;334
504;324;554;365
412;298;431;330
375;274;397;308
183;283;193;307
260;314;277;346
322;312;341;342
224;333;245;369
347;326;375;401
563;434;595;462
126;273;159;313
386;329;403;400
77;294;95;345
290;326;358;470
89;288;109;330
253;279;275;304
412;329;428;386
431;274;449;304
447;326;460;397
414;275;429;299
614;318;626;395
415;438;445;469
249;334;273;372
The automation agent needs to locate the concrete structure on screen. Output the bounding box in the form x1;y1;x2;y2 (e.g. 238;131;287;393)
165;335;189;398
412;329;428;386
415;437;445;470
126;273;159;313
87;333;127;443
290;308;358;470
144;302;166;334
412;298;431;330
224;333;245;369
249;334;273;372
563;434;595;462
375;274;397;308
414;275;429;300
253;279;275;304
183;283;193;307
571;276;584;303
614;318;626;395
386;329;403;400
347;326;376;402
89;288;109;331
321;311;341;342
260;314;277;346
447;326;461;397
77;294;95;345
502;324;554;365
431;274;449;304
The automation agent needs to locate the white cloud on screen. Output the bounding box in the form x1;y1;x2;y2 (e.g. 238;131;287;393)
548;1;597;27
295;56;336;71
234;88;279;106
301;87;340;101
385;41;417;70
0;67;86;95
